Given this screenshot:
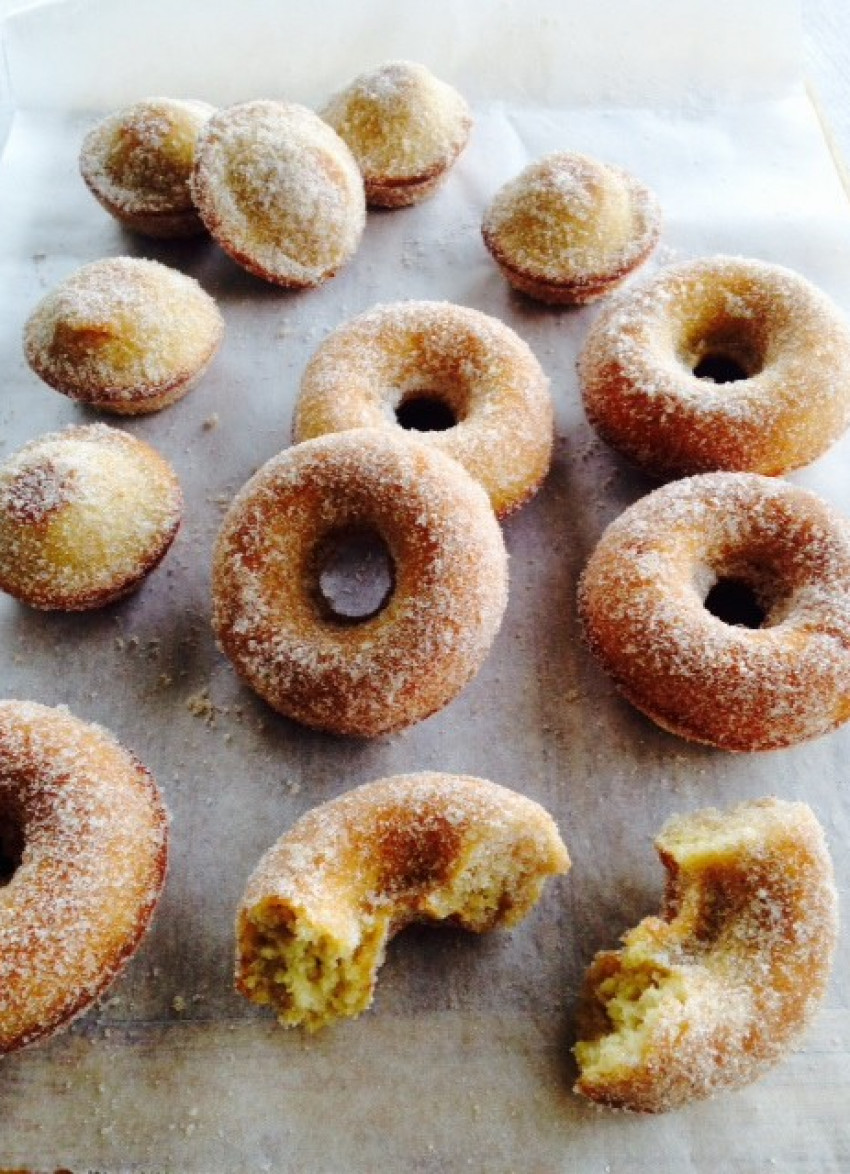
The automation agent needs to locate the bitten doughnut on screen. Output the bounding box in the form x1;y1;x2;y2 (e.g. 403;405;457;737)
578;472;850;751
212;429;508;737
80;97;215;237
322;61;472;208
0;424;182;611
0;700;169;1054
191;100;365;287
294;301;553;518
24;257;223;415
573;798;838;1112
236;772;570;1031
580;256;850;478
482;152;660;304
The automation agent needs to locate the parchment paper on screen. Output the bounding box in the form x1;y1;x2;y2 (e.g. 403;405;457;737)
0;1;849;1170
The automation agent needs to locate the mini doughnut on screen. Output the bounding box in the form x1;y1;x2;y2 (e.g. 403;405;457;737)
322;61;472;208
0;700;169;1054
80;97;216;238
578;472;850;752
191;100;365;287
212;429;508;737
236;772;570;1031
573;797;838;1112
482;152;660;305
24;257;224;415
579;256;850;478
294;301;553;518
0;423;182;611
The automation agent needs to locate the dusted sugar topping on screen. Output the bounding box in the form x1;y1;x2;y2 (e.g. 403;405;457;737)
24;257;224;411
294;300;552;517
0;699;169;1054
574;797;838;1112
578;472;850;751
191;101;366;287
236;772;569;1030
80;98;215;217
212;429;508;737
0;423;182;611
322;61;471;195
580;254;850;477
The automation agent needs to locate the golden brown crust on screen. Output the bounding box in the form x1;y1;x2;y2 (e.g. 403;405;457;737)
580;256;850;478
0;424;183;612
578;472;850;751
0;700;169;1054
212;430;508;737
235;772;570;1030
573;798;838;1112
293;300;553;518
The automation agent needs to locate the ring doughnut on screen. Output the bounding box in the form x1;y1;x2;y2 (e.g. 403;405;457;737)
212;429;508;737
0;700;169;1054
573;797;838;1112
293;301;553;518
579;256;850;478
578;472;850;751
235;772;570;1031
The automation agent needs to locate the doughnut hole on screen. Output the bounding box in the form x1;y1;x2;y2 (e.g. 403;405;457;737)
700;555;790;631
310;526;396;624
0;800;24;886
395;390;458;432
675;296;769;386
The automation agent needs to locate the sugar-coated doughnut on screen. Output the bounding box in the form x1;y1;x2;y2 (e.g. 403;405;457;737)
578;472;850;751
80;97;216;238
482;152;660;305
191;100;365;287
580;256;850;478
236;772;569;1030
294;301;552;518
573;797;838;1112
0;423;182;611
322;61;472;208
24;257;224;415
212;430;508;737
0;700;169;1054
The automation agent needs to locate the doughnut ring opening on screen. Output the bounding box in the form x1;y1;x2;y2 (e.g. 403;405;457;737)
578;472;850;752
0;700;169;1054
212;429;508;737
294;301;553;518
580;256;850;478
236;772;570;1030
573;797;838;1112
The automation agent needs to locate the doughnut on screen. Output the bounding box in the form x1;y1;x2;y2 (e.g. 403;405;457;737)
235;772;570;1031
24;257;224;415
293;301;553;518
321;61;472;208
573;797;838;1112
212;429;508;737
80;97;215;238
579;256;850;478
578;472;850;752
0;700;169;1054
0;423;182;611
191;100;365;287
482;152;660;305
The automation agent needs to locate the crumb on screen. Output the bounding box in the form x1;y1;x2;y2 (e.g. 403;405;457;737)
172;994;186;1013
186;687;218;725
203;413;220;431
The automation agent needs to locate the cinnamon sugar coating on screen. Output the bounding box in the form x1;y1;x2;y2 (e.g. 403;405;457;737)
212;430;508;737
580;256;850;478
191;100;366;287
578;472;850;751
80;97;216;238
322;61;472;208
574;798;838;1112
24;257;224;415
0;424;182;611
0;700;169;1054
236;772;569;1030
482;152;660;305
294;300;552;518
